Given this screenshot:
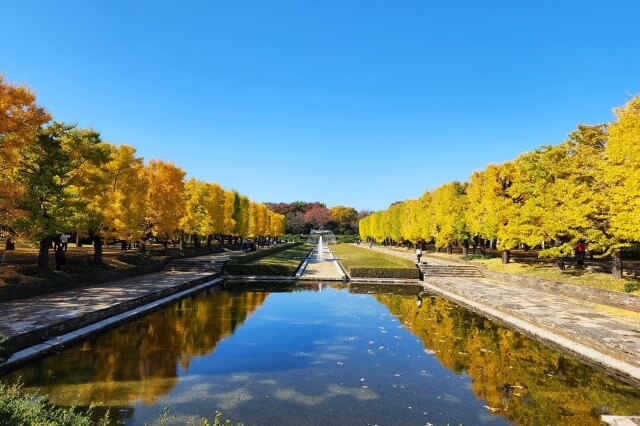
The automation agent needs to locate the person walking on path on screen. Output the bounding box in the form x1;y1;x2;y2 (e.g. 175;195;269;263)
54;246;66;271
416;247;422;264
576;241;586;266
60;233;69;252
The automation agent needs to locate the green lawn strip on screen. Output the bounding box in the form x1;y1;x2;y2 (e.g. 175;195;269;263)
331;244;418;279
225;243;311;276
254;244;312;267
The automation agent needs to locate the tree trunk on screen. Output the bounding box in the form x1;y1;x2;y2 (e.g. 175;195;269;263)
93;234;103;263
140;241;147;254
206;234;213;247
501;250;510;264
612;251;623;279
76;233;83;247
462;239;469;256
446;245;452;254
37;237;52;269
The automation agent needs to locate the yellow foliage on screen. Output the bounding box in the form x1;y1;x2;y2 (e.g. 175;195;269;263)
606;96;640;244
145;160;186;242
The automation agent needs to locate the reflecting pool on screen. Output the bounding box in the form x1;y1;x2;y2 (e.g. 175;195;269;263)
2;282;640;425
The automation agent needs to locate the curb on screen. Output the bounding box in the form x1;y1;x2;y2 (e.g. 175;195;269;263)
4;272;222;355
422;279;640;387
1;277;225;371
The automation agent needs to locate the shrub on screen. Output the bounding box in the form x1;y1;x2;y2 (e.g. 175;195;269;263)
147;245;223;258
348;267;419;279
623;278;640;293
336;235;358;244
461;253;491;261
0;383;107;425
224;263;299;276
63;259;114;275
117;253;162;266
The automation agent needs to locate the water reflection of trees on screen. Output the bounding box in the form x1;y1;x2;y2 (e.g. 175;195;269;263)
376;294;640;425
4;289;267;409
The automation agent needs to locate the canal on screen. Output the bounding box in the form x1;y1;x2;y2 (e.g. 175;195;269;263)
2;282;639;425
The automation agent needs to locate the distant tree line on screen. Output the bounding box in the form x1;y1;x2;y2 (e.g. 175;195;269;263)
359;95;640;278
266;201;369;235
0;75;285;269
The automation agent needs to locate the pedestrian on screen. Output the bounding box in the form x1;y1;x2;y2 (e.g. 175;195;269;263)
121;240;128;251
576;241;586;266
60;233;69;251
55;246;66;271
369;240;373;249
416;247;422;264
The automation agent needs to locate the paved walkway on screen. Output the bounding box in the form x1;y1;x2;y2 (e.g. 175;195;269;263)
298;244;346;281
360;244;640;385
0;252;235;351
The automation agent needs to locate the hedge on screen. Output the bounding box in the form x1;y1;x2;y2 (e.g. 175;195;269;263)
224;263;300;276
348;267;419;279
147;245;224;258
227;243;300;264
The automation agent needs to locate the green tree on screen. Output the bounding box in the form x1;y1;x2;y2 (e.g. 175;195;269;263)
11;123;106;268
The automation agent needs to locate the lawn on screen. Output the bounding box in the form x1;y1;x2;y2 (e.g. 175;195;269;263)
254;244;312;267
224;243;312;276
330;243;416;270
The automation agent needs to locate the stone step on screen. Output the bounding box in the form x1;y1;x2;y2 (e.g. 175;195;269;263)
420;265;484;277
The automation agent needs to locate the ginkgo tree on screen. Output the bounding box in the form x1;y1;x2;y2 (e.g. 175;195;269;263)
12;123;107;268
605;96;640;277
359;95;640;276
0;76;51;244
145;160;186;251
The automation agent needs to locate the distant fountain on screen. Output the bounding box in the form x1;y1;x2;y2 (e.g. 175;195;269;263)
307;230;337;245
316;236;324;260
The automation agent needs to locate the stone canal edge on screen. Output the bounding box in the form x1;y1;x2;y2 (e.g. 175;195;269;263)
0;250;638;389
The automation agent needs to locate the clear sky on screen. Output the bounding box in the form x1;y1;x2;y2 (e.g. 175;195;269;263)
2;1;639;211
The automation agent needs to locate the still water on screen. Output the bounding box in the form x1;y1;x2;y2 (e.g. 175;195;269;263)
3;282;640;425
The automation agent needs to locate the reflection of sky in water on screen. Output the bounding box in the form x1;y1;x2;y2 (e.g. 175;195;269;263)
4;285;639;425
133;287;508;425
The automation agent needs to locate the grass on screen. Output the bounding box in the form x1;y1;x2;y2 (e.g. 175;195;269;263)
253;244;312;267
224;244;311;276
331;244;416;270
585;302;640;323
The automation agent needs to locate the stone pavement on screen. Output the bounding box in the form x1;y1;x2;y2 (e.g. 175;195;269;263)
361;244;640;386
298;244;346;281
0;252;234;353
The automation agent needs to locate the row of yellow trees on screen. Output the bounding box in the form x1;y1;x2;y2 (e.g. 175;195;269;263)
360;95;640;277
0;76;285;268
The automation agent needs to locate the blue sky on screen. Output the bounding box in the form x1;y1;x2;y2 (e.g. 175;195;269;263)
2;1;639;211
